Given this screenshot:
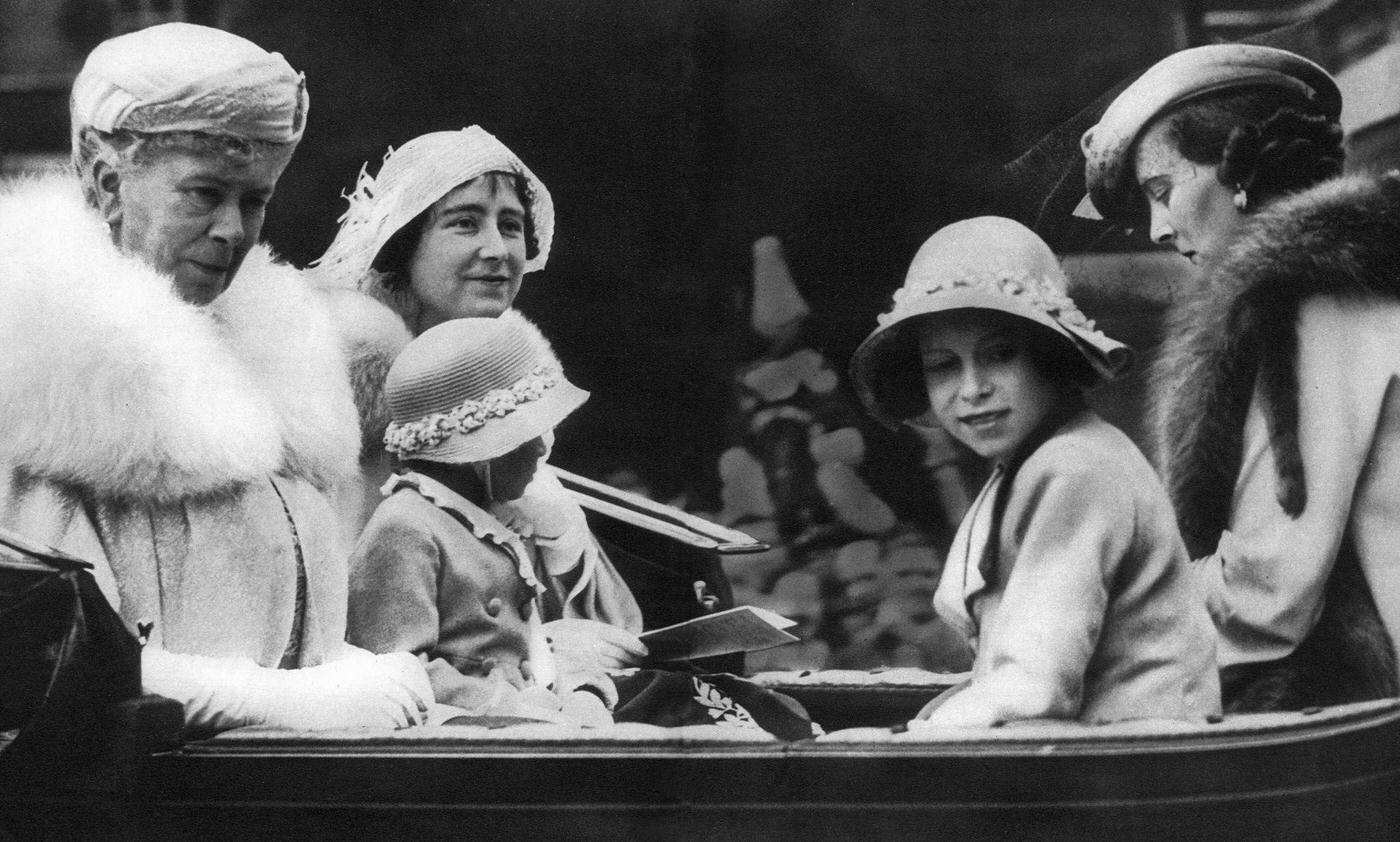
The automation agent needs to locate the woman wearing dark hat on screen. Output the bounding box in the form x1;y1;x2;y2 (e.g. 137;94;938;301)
1082;43;1400;711
850;216;1218;728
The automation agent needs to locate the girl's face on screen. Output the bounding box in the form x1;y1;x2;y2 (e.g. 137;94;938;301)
917;313;1064;463
408;174;527;330
1133;119;1245;266
484;436;547;502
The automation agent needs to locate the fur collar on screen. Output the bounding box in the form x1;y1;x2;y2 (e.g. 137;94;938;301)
1152;172;1400;556
0;174;360;501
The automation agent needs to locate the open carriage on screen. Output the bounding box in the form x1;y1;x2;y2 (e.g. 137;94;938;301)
3;473;1399;841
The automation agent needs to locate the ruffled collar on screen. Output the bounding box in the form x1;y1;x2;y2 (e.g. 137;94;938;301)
385;470;545;596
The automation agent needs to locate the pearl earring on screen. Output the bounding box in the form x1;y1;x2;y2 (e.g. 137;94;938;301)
1233;186;1249;212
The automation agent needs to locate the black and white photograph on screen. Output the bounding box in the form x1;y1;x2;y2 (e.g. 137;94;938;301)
3;1;1400;839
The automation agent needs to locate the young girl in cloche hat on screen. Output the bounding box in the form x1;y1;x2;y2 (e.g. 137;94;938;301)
850;216;1220;728
346;311;626;726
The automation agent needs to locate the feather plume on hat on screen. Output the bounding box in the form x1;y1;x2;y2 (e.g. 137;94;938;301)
308;127;554;297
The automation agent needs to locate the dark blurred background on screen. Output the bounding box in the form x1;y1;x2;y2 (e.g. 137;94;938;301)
4;0;1399;512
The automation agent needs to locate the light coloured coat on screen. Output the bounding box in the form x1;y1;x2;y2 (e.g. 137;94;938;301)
931;411;1221;725
0;174;361;668
1154;173;1400;707
347;472;553;710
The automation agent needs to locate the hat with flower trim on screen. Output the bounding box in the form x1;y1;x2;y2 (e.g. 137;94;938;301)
850;216;1132;429
383;311;587;463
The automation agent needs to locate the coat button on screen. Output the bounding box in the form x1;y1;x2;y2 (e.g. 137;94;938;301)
486;597;503;617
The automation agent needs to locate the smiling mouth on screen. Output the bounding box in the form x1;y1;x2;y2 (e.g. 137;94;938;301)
959;409;1009;429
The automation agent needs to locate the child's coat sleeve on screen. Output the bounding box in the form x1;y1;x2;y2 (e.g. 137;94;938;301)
347;505;515;711
926;458;1130;727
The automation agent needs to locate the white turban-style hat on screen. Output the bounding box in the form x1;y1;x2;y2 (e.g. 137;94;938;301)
70;22;308;149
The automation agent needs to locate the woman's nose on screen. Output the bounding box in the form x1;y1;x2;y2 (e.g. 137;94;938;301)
477;225;508;261
1148;205;1175;245
959;366;991;400
208;201;245;246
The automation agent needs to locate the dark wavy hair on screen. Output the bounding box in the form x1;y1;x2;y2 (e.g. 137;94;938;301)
370;171;539;295
1158;87;1344;210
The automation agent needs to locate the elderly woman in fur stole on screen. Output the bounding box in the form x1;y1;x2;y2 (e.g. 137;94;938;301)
308;128;646;677
0;23;432;733
1082;44;1400;712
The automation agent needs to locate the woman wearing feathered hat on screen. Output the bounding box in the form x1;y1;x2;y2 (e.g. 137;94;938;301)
1082;43;1400;711
0;23;432;732
309;127;645;676
850;216;1219;729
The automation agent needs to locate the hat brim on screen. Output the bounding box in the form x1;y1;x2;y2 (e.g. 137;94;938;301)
849;288;1133;430
409;381;589;464
1082;44;1341;226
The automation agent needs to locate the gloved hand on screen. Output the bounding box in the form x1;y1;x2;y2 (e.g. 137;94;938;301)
559;689;614;728
544;618;647;673
489;684;614;728
143;647;432;732
555;668;619;710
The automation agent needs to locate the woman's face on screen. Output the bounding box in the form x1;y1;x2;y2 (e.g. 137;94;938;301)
102;146;290;306
1133;120;1245;266
917;312;1063;463
485;436;547;502
408;174;527;330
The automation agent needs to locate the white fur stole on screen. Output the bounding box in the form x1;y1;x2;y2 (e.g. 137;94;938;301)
0;174;359;501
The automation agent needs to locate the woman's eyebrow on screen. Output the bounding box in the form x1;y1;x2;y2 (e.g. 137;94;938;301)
436;201;488;217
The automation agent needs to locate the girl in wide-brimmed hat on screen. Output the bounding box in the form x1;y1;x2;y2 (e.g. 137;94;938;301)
347;311;628;725
851;216;1219;728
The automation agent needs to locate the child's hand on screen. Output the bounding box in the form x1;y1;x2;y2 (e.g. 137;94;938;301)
545;618;648;672
909;682;999;729
485;659;530;690
556;670;619;709
560;690;614;728
911;681;969;722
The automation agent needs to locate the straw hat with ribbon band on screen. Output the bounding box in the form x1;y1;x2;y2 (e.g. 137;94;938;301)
1080;44;1340;227
309;126;555;293
70;22;308;151
383;311;588;464
850;216;1133;430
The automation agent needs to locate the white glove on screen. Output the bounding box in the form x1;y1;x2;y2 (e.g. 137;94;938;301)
559;690;614;728
544;618;647;673
143;647;432;732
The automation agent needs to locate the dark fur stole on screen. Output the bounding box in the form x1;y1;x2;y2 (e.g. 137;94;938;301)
1153;172;1400;556
1152;172;1400;710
